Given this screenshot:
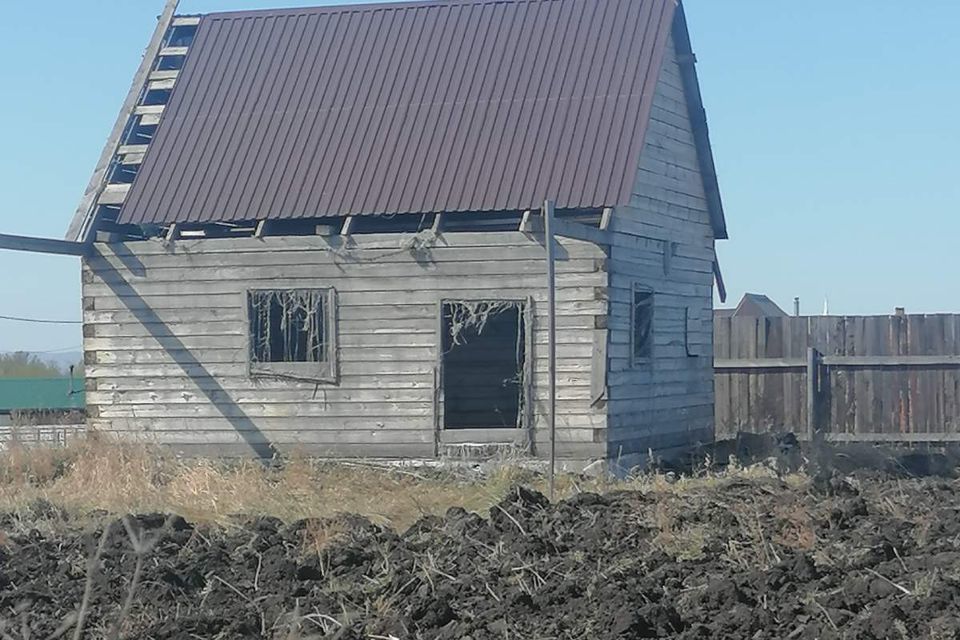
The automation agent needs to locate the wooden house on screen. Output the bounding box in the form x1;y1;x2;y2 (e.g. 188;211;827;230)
66;0;728;467
715;293;789;319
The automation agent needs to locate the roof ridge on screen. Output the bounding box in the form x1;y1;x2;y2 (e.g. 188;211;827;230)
203;0;555;20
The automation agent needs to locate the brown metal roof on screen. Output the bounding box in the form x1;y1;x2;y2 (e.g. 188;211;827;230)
120;0;677;225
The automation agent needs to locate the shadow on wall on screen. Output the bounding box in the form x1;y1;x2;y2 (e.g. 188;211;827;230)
93;246;277;458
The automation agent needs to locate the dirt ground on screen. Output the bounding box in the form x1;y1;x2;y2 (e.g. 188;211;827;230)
3;464;960;639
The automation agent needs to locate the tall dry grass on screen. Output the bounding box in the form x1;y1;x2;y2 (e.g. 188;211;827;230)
0;435;807;531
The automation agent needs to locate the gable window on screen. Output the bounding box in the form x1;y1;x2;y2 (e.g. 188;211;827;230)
247;289;336;382
632;287;654;363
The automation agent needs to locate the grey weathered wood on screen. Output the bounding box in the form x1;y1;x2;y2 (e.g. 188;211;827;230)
599;207;613;231
0;233;89;257
807;347;820;440
717;355;960;369
97;183;131;205
134;105;165;116
718;315;960;442
604;33;717;460
826;432;960;443
75;24;723;466
66;0;179;243
148;70;180;82
590;328;608;406
118;144;150;156
158;46;189;56
84;231;608;459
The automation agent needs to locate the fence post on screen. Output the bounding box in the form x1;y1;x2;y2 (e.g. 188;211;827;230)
806;347;821;440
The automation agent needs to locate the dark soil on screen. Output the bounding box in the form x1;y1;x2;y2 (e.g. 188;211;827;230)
3;473;960;639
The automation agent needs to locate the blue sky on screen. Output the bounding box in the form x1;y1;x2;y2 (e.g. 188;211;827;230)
0;0;957;351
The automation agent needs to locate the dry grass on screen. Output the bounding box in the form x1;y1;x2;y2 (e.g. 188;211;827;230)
0;435;810;532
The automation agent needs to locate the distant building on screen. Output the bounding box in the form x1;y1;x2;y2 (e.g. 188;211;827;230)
0;378;85;427
716;293;788;319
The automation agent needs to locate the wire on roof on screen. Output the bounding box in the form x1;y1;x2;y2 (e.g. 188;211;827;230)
0;314;82;325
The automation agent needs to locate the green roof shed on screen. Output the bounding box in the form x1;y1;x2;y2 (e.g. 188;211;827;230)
0;378;85;412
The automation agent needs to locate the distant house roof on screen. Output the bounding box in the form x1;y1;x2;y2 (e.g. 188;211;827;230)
716;293;788;318
0;378;85;412
118;0;725;232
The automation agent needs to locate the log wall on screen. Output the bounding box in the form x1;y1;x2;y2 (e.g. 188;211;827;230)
82;232;608;459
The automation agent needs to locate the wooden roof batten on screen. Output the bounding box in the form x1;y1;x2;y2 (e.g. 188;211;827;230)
65;0;182;244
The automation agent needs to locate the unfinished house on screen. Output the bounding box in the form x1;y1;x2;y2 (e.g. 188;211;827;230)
67;0;728;467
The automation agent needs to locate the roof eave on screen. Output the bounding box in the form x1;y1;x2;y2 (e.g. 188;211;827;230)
672;2;728;241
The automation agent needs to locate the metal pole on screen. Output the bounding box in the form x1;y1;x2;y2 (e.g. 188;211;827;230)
544;200;557;501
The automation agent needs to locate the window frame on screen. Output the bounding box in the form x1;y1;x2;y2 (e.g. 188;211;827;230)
631;284;655;366
436;297;535;452
244;287;338;384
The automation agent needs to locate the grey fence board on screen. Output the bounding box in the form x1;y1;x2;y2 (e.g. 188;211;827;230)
715;315;960;441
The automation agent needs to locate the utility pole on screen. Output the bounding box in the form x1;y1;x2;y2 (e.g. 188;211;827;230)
543;200;557;501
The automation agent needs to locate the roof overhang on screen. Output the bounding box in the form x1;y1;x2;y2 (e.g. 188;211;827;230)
672;3;728;241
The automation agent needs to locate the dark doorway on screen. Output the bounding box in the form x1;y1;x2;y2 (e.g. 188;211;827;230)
441;301;526;429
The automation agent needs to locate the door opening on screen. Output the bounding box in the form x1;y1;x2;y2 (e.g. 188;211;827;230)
441;301;527;429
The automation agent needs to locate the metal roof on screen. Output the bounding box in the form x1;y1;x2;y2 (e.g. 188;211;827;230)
0;378;85;412
733;294;788;318
119;0;677;225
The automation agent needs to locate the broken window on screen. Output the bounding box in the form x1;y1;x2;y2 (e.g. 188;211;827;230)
166;24;198;48
142;88;172;106
247;289;336;381
156;55;185;72
441;301;527;429
632;287;654;363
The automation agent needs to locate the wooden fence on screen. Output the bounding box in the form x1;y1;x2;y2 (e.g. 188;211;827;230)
714;314;960;442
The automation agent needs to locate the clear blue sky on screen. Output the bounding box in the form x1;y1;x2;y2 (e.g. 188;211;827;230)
1;1;957;352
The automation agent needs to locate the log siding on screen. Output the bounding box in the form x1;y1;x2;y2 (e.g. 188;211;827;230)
605;34;717;464
82;232;608;460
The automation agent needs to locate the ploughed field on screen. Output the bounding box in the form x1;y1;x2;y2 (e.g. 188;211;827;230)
3;469;960;639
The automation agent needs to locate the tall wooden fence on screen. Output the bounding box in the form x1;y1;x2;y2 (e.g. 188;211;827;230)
714;314;960;442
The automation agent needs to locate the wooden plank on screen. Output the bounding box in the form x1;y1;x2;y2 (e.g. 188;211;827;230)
117;144;150;156
139;114;163;126
97;183;131;205
148;70;180;82
827;432;960;443
590;328;607;405
512;216;612;246
158;46;189;56
599;207;613;231
121;152;146;165
96;232;605;257
95;398;598;419
82;275;605;298
172;16;201;26
66;0;179;243
715;355;960;368
87;256;604;282
133;105;165;116
0;233;88;257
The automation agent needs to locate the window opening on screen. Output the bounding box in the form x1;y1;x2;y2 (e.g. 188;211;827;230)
248;290;327;364
166;24;198;48
142;88;172;106
442;301;526;429
109;163;140;185
123;119;158;146
632;288;654;362
156;55;185;72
